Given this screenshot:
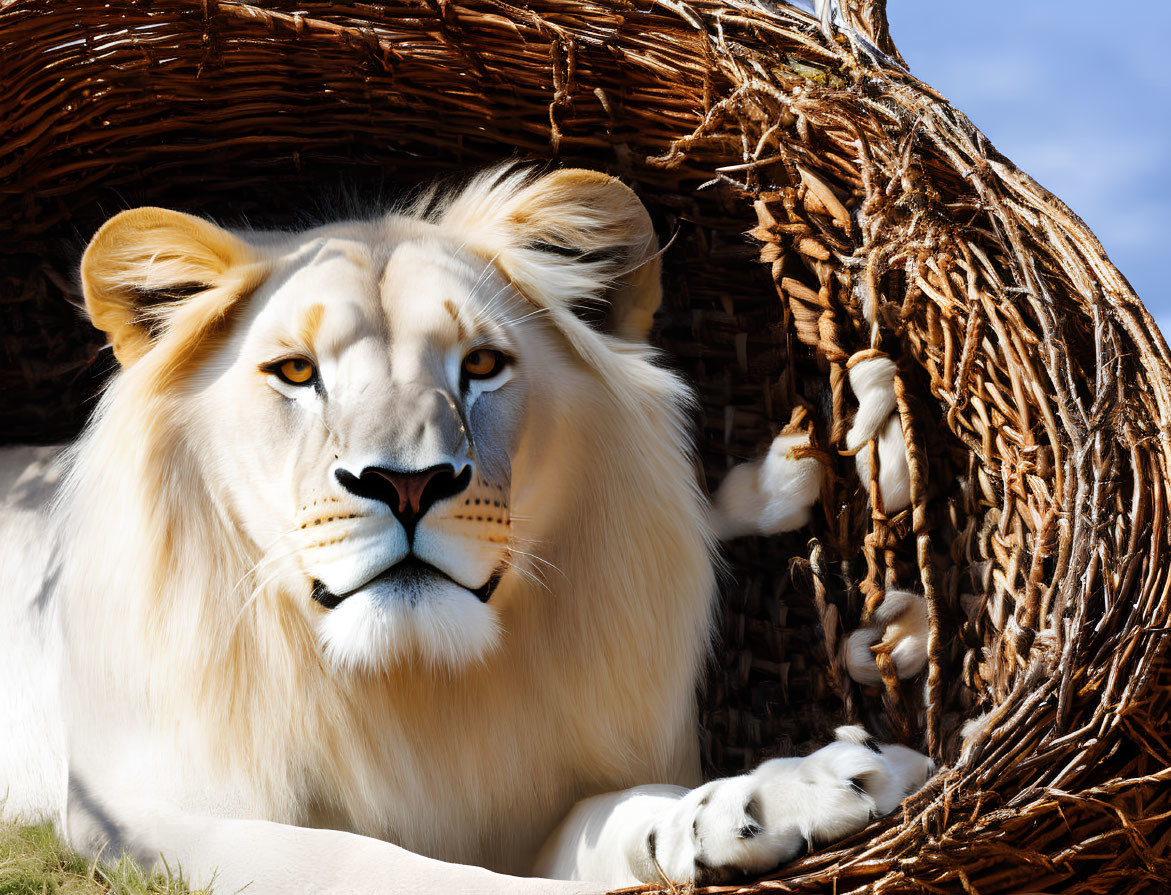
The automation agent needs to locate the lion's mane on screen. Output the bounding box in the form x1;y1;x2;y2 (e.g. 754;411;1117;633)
50;167;719;872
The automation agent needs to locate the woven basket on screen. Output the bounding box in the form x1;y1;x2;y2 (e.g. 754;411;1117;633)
3;1;1170;891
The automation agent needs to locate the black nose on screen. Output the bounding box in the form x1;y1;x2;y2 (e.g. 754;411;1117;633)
335;463;471;535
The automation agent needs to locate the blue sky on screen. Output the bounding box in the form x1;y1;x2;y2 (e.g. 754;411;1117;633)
884;1;1171;336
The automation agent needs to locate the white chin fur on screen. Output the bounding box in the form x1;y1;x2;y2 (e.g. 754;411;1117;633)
316;576;502;673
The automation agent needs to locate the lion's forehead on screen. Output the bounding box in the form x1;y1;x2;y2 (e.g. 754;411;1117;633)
383;242;501;341
217;228;529;471
250;239;379;347
252;231;510;360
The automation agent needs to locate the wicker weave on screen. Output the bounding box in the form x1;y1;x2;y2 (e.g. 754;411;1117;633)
3;1;1169;891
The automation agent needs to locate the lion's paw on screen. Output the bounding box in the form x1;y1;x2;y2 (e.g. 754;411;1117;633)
711;431;822;540
642;727;933;886
638;773;798;885
844;590;929;685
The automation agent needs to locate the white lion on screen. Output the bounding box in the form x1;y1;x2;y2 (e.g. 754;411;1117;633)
0;166;932;893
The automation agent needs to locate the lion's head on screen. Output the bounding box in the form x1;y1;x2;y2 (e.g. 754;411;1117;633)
70;167;708;676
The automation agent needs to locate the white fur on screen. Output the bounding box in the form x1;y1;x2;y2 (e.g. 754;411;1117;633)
854;414;912;513
846;354;912;513
0;446;66;822
844;590;930;685
845;355;898;451
317;577;502;673
1;166;930;892
710;432;822;539
536;726;933;886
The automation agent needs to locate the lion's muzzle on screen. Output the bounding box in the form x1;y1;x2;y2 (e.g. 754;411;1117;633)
311;555;502;611
335;462;472;537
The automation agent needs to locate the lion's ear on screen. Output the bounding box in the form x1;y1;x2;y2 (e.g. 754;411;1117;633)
81;208;259;365
442;167;662;341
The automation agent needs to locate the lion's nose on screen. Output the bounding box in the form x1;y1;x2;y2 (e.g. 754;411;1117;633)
335;463;472;533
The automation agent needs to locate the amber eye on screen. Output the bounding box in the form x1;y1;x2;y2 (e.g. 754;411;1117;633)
273;357;316;386
462;348;508;381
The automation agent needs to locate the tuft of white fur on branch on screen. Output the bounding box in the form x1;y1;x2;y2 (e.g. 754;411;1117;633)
844;590;929;685
854;415;911;513
845;355;897;451
846;352;911;513
711;432;822;540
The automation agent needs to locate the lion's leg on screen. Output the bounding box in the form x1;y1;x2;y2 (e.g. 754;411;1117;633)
64;797;603;895
709;430;822;540
534;727;932;887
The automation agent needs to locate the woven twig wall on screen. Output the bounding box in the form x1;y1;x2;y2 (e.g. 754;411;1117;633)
2;1;1169;891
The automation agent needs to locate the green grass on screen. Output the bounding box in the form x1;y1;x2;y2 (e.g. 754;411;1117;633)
0;821;202;895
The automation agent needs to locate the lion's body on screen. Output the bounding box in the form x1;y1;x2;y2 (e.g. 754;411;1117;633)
0;167;929;893
0;446;65;824
0;169;714;884
58;342;706;874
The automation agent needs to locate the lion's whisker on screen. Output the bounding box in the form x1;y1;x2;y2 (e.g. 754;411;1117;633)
500;556;551;595
506;545;565;582
228;533;305;599
470;279;516;326
469;253;501;295
505;305;550;327
229;564;290;635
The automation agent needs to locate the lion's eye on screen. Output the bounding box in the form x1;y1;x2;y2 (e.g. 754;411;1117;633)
272;358;316;386
462;349;508;381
